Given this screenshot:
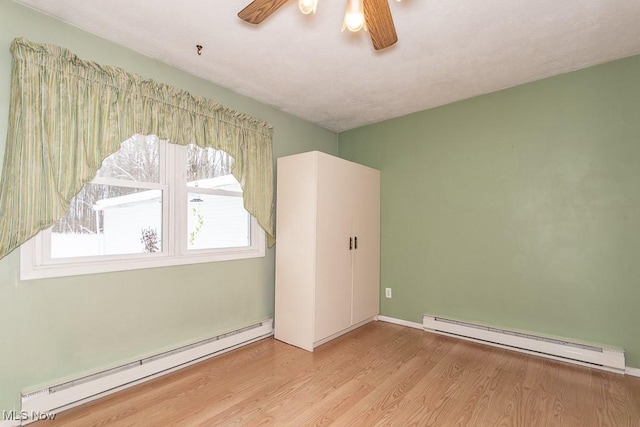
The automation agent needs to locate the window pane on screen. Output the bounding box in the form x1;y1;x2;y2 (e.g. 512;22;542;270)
187;193;250;250
186;146;249;250
95;134;160;183
51;184;163;258
186;145;234;188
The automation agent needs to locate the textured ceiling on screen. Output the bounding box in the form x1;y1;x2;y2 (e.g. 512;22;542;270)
15;0;640;132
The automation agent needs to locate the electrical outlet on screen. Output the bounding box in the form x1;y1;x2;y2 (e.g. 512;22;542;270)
385;288;392;298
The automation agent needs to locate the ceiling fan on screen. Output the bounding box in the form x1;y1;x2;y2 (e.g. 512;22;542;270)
238;0;399;51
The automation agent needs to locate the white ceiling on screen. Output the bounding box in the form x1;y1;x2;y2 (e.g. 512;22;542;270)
15;0;640;132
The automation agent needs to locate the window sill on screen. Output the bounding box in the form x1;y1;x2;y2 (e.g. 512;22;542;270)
19;231;265;281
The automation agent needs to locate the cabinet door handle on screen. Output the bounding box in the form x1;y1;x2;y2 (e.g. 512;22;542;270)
349;237;353;250
354;236;358;249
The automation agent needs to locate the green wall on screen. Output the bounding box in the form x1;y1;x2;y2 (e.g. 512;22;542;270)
0;0;336;413
2;0;639;416
339;54;640;367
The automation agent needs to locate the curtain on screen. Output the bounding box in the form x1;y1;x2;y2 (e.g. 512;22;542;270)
0;37;275;260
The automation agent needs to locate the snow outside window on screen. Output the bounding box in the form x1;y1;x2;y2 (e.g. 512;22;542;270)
20;135;264;280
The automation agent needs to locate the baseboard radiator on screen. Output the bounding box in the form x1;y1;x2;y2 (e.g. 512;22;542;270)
423;315;625;374
20;319;273;423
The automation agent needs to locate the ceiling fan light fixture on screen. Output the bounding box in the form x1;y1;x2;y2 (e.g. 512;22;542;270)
342;0;366;32
298;0;318;14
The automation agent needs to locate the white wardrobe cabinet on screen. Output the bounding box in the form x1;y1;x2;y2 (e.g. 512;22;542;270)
275;151;380;351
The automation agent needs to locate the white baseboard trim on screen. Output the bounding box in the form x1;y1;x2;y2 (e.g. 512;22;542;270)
377;314;639;377
20;319;273;423
424;314;625;374
625;366;640;377
0;420;20;427
377;315;423;330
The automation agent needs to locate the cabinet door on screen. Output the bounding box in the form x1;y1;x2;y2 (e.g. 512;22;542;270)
351;165;380;324
314;154;354;342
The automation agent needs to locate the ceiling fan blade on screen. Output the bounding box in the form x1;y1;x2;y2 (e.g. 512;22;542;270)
363;0;398;50
238;0;291;25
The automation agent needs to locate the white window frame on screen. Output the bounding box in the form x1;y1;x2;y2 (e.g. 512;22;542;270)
20;140;265;280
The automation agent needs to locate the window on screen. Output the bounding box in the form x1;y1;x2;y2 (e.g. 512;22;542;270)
20;135;265;280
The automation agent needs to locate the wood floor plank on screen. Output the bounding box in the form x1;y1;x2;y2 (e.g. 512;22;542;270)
35;321;640;427
396;340;496;426
480;349;530;426
443;345;510;426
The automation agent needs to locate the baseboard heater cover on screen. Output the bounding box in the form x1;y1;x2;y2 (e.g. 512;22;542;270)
20;319;273;423
423;315;625;373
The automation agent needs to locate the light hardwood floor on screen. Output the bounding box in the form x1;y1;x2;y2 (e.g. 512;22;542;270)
37;321;640;426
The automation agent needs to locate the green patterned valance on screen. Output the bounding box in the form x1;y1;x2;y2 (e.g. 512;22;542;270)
0;37;275;260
